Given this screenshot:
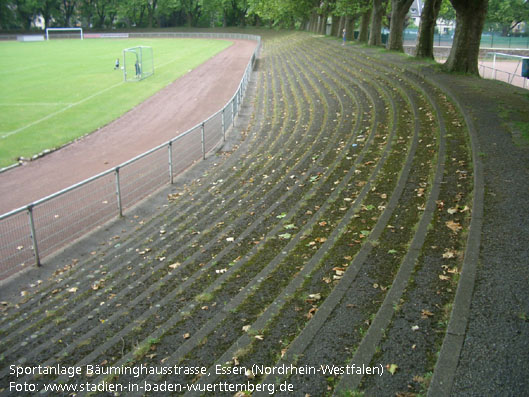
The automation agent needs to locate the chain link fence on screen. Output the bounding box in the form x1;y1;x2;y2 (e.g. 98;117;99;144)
0;32;260;280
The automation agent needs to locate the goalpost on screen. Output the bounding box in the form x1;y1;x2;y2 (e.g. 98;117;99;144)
46;27;84;40
123;46;154;82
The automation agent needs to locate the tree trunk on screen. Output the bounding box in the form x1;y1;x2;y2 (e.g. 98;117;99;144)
319;14;327;34
358;8;371;42
337;15;345;38
309;11;318;32
445;0;488;74
345;15;355;41
387;0;414;51
368;0;385;46
415;0;442;58
331;15;340;37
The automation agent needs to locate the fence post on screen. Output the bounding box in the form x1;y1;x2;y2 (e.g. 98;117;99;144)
493;53;497;80
201;122;206;160
27;204;41;267
222;108;226;142
168;141;174;184
115;166;123;217
232;99;235;127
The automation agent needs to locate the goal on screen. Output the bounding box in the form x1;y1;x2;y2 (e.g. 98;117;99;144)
123;46;154;82
45;27;83;40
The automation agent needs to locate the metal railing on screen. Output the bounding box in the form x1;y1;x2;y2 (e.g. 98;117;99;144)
0;32;261;280
479;52;529;89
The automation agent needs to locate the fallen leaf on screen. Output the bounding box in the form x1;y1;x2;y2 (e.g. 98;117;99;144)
307;293;322;301
306;307;317;319
442;250;456;259
254;335;264;341
245;369;255;379
446;221;462;233
421;309;434;318
387;363;398;375
242;325;251;332
439;274;450;281
169;262;181;269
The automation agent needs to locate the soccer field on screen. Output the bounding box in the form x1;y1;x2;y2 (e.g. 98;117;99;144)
0;38;232;168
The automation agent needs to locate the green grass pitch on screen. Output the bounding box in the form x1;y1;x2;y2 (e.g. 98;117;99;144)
0;38;232;168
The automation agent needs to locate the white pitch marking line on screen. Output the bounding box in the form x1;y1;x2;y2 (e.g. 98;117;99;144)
1;81;124;139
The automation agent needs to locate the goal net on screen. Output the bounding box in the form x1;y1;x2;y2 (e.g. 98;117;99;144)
123;46;154;82
46;27;83;40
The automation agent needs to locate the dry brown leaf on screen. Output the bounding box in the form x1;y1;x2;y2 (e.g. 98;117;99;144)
442;250;456;259
446;220;462;233
421;309;434;318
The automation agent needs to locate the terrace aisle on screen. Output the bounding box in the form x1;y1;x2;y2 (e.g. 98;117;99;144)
0;39;257;215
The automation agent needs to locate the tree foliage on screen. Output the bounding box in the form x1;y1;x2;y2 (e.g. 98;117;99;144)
486;0;529;34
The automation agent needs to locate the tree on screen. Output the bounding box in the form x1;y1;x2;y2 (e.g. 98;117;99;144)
368;0;387;46
415;0;443;58
118;0;147;27
444;0;489;74
38;0;61;28
13;0;37;29
486;0;529;35
60;0;77;26
248;0;316;29
358;3;372;42
386;0;414;51
178;0;201;26
0;0;17;29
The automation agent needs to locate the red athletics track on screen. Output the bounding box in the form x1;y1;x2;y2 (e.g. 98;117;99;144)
0;39;257;215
